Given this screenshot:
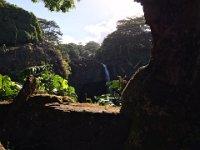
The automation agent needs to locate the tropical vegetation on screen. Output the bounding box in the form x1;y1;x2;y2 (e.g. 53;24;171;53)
0;74;21;99
0;0;42;45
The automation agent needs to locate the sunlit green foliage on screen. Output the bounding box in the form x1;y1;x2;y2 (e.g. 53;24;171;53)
95;76;127;106
38;73;77;101
31;0;80;12
0;74;21;99
0;44;70;81
0;0;6;5
95;94;115;106
20;65;74;99
106;76;127;95
0;1;42;45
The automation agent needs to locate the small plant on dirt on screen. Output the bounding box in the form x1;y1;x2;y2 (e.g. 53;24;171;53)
95;76;127;106
95;94;114;106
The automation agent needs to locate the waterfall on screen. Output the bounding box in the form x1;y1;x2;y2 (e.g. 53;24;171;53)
102;63;110;82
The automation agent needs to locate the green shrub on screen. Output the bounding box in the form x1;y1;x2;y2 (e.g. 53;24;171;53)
95;76;127;106
0;74;21;99
38;73;77;101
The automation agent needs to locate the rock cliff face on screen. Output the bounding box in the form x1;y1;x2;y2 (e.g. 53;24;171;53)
0;98;130;150
69;59;107;101
121;0;200;149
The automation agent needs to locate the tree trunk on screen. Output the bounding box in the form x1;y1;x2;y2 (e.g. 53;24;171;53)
7;75;37;117
121;0;200;149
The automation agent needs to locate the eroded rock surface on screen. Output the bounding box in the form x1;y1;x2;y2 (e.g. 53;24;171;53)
69;59;107;101
0;95;130;150
121;0;200;149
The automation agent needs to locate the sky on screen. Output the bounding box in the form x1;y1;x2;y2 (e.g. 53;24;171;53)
7;0;144;45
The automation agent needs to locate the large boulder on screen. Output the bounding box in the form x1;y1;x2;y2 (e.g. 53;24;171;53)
0;1;42;46
121;0;200;149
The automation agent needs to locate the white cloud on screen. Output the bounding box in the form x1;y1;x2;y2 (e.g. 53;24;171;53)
61;35;98;45
84;19;116;43
61;35;80;44
61;1;144;45
83;1;143;43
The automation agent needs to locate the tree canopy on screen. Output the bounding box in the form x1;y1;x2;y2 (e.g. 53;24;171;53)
96;17;152;78
38;18;63;44
0;0;42;45
31;0;80;12
57;41;100;60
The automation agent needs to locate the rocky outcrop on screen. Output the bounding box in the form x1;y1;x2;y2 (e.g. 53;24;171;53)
69;59;107;101
0;98;130;150
0;1;42;45
121;0;200;149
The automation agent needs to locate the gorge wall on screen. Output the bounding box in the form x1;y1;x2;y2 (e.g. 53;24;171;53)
121;0;200;149
69;59;108;101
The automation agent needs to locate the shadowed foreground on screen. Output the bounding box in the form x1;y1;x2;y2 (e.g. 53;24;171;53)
0;96;130;150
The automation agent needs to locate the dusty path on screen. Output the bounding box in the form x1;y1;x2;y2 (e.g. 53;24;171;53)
46;102;120;113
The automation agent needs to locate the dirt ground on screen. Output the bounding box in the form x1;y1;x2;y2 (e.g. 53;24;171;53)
46;102;120;113
0;95;129;150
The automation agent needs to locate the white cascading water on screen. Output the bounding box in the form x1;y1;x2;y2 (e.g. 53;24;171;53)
102;63;110;82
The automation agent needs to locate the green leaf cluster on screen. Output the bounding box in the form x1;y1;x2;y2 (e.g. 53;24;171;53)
95;76;127;106
31;0;80;12
95;94;115;106
0;74;21;99
38;73;77;101
0;44;71;81
106;76;127;93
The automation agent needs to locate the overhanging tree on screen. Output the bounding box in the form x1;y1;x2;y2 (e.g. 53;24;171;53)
31;0;80;12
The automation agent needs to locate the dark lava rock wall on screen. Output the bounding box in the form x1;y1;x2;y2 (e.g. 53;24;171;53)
121;0;200;149
0;101;130;150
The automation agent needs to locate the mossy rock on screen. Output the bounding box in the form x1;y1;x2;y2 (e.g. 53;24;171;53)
0;1;42;45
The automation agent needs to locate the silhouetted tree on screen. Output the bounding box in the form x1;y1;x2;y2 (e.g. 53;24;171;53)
96;17;152;78
38;18;63;44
